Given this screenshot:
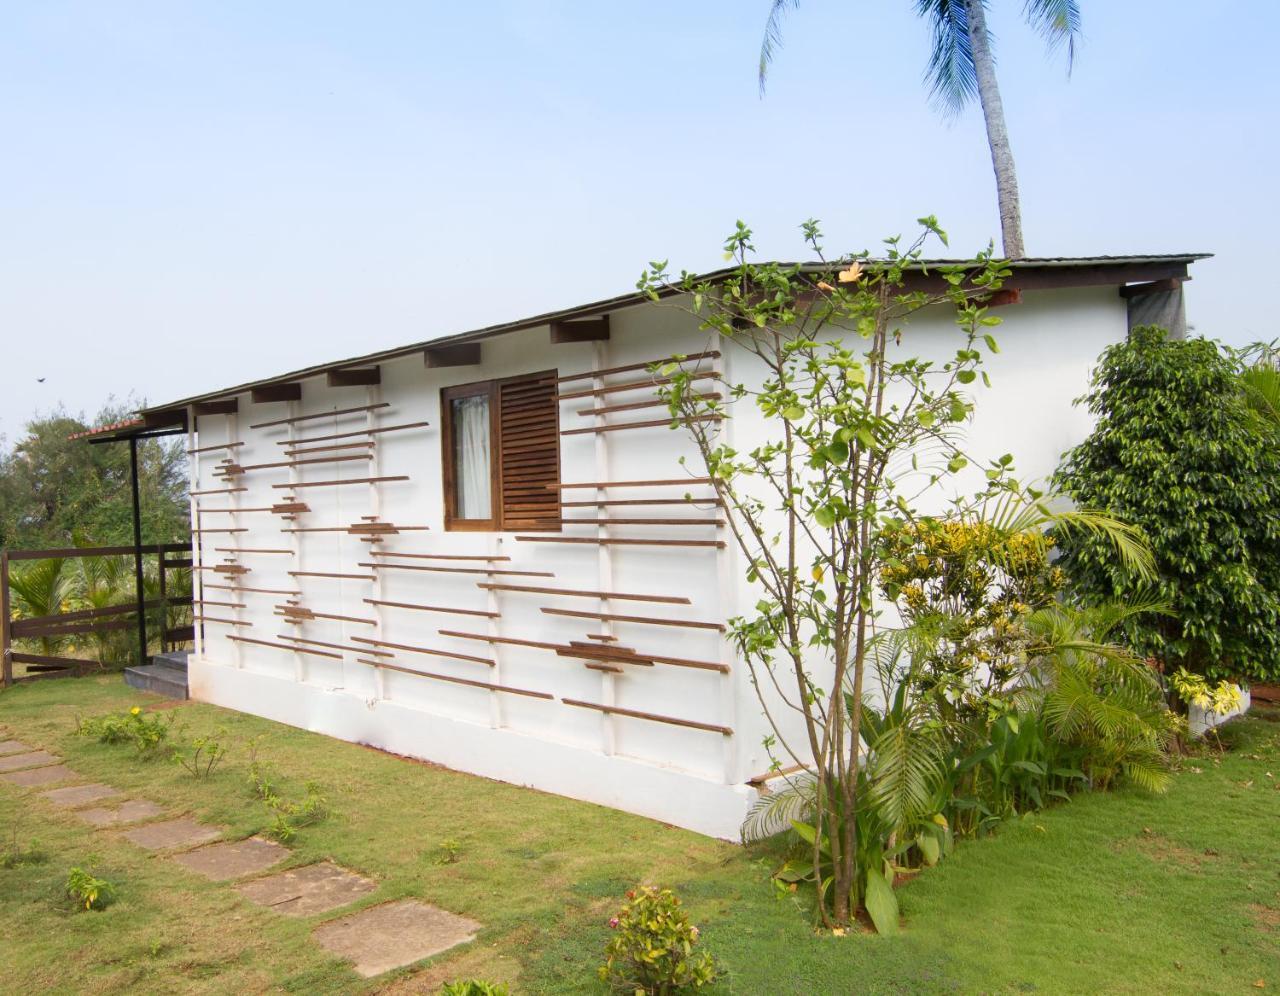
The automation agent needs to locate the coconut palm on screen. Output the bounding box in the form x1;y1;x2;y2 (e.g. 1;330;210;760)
758;0;1083;258
7;557;75;657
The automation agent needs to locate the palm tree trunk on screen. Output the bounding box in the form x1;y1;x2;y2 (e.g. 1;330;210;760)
965;0;1025;258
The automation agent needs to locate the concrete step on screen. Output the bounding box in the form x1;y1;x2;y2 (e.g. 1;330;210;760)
151;650;190;674
124;663;189;700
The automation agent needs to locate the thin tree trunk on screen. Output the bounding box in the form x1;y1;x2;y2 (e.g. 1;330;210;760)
965;0;1025;258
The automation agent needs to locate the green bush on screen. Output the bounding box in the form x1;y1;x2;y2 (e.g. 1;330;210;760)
599;887;717;994
66;867;116;911
1054;326;1280;681
75;706;176;759
439;982;509;996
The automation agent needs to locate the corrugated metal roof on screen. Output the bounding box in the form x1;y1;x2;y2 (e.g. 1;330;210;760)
142;253;1211;416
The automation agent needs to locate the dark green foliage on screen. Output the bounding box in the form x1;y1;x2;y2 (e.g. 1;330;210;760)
1054;326;1280;681
0;401;187;551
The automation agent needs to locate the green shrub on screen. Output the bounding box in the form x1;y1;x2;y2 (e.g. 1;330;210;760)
439;982;510;996
599;887;717;994
75;706;176;759
263;782;330;843
66;867;116;911
1054;326;1280;681
172;728;228;778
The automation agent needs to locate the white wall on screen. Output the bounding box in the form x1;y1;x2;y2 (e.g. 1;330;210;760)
185;284;1128;839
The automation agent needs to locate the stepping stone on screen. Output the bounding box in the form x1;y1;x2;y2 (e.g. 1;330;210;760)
172;837;289;882
120;817;222;851
40;783;124;808
236;861;375;917
0;740;32;756
0;750;60;773
0;764;77;787
313;899;481;978
74;799;166;828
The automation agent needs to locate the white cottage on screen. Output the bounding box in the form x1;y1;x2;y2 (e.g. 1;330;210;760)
135;254;1204;839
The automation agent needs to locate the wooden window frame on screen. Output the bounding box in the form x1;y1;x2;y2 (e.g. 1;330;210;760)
440;370;559;532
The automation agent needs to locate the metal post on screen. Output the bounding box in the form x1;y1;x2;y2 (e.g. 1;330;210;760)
129;435;149;666
1;551;12;687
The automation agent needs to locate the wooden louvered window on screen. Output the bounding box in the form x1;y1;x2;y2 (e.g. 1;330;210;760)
441;370;560;532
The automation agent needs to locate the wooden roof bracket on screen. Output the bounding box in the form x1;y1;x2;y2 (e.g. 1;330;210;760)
251;383;303;403
1119;276;1185;299
425;343;482;367
550;314;610;343
327;366;381;386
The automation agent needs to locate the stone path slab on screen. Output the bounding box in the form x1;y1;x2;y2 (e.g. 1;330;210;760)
0;739;32;756
0;764;78;787
172;837;290;882
313;899;481;978
0;750;60;773
40;783;123;808
120;817;222;852
236;861;375;917
74;799;166;828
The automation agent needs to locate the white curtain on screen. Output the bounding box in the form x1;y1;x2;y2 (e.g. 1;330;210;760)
453;395;491;519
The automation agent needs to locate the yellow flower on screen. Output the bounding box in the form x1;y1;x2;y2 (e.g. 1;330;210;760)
130;707;141;716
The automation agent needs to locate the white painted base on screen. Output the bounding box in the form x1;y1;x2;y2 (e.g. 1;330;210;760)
1188;685;1252;736
188;656;755;841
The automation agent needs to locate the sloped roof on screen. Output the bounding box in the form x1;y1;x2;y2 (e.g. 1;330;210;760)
141;253;1210;420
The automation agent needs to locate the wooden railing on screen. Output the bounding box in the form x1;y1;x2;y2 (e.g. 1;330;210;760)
1;543;192;687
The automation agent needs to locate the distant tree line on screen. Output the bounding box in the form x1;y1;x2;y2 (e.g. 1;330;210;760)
0;402;188;552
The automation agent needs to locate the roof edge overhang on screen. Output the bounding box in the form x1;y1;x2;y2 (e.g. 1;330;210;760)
141;253;1211;416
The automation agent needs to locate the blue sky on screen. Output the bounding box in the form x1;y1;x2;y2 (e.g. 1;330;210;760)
1;1;1276;440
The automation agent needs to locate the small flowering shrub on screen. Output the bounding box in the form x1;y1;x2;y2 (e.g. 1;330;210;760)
599;887;717;994
75;706;175;759
439;982;509;996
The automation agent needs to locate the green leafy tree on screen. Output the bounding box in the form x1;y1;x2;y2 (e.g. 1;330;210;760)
639;217;1148;930
0;402;188;551
758;0;1082;257
1054;326;1280;682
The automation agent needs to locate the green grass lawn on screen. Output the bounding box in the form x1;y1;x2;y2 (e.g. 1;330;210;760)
1;676;1278;994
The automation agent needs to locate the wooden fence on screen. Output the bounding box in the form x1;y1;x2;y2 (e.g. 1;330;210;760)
1;543;192;687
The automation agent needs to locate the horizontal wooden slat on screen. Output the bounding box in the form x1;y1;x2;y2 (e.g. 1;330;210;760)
576;392;721;418
363;598;498;619
227;635;340;659
193;616;252;627
476;582;689;604
273;476;409;490
10;652;98;669
557;518;723;527
250;402;391;430
359;561;553;578
554;371;719;402
350;635;491;666
284;441;377;456
359;658;553;700
541;607;724;631
559;497;722;507
561;414;722;436
561;698;732;736
288;571;376;581
516;536;724;549
279;635;391;657
189;487;248;496
187;441;245;454
281;420;431;447
554;351;721;385
204;583;299;596
367;553;509;562
550;478;712;490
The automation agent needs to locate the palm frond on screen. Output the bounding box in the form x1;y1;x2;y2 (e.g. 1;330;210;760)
743;772;817;842
758;0;800;96
916;0;982;115
866;722;948;829
1022;0;1081;71
1241;366;1280;429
